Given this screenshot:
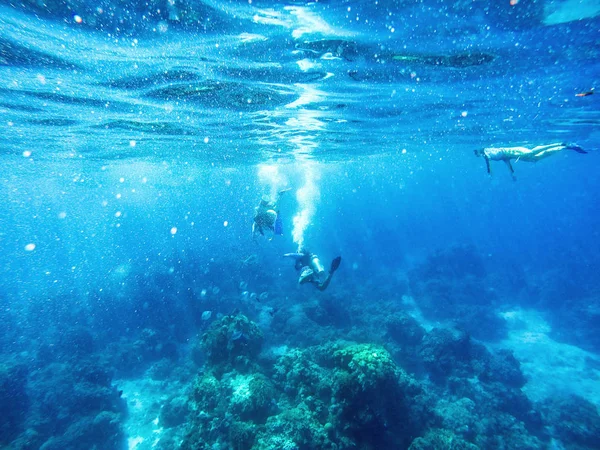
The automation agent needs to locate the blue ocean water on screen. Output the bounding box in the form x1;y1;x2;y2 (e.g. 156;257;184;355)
1;0;599;449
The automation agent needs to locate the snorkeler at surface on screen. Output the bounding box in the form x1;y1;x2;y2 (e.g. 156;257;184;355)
474;142;587;179
252;188;291;240
284;249;342;292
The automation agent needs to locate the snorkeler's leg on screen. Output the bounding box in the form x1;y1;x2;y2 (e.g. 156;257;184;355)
532;143;584;161
485;156;491;175
504;160;516;180
530;143;565;154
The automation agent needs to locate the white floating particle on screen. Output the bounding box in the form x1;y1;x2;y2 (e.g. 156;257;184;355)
25;243;36;251
129;140;136;147
74;15;82;23
170;227;177;235
461;111;468;117
223;221;228;227
23;150;32;157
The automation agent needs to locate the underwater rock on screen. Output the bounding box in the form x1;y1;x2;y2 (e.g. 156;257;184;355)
409;428;478;450
478;349;526;388
539;394;600;448
228;420;258;450
548;296;600;353
418;328;482;381
200;313;263;373
452;305;508;341
38;411;123;450
226;373;278;423
24;358;126;450
330;343;425;448
191;373;223;412
254;404;332;450
273;348;332;403
434;398;478;440
146;357;176;381
160;396;190;428
386;312;426;346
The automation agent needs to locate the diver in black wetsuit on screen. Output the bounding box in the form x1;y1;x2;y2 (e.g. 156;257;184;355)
284;249;341;291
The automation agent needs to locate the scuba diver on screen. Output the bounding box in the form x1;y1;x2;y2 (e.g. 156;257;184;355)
284;249;342;291
252;188;291;240
474;142;587;179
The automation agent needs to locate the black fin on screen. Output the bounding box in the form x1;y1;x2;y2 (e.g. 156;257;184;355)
330;256;342;273
566;143;587;153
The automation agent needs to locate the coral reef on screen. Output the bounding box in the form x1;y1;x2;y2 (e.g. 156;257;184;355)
183;335;431;449
539;394;600;449
200;313;264;374
10;357;127;450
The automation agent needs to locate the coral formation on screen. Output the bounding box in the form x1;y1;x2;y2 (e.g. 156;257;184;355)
539;394;600;449
200;313;264;374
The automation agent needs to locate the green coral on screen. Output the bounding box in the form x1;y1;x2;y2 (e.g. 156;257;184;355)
332;343;401;392
254;404;333;450
273;348;331;403
227;420;257;450
200;313;263;374
191;372;223;412
329;343;423;448
227;373;277;422
409;429;479;450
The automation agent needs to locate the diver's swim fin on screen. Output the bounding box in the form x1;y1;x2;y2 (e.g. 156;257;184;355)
274;215;283;235
565;143;587;154
330;256;341;274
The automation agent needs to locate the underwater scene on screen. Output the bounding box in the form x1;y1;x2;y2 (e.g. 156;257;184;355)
1;0;600;449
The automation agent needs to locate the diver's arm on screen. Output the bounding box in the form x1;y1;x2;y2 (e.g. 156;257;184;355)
283;253;304;260
484;156;491;175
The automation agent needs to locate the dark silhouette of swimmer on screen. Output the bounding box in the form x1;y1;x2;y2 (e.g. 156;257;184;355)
474;142;587;179
284;249;341;291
